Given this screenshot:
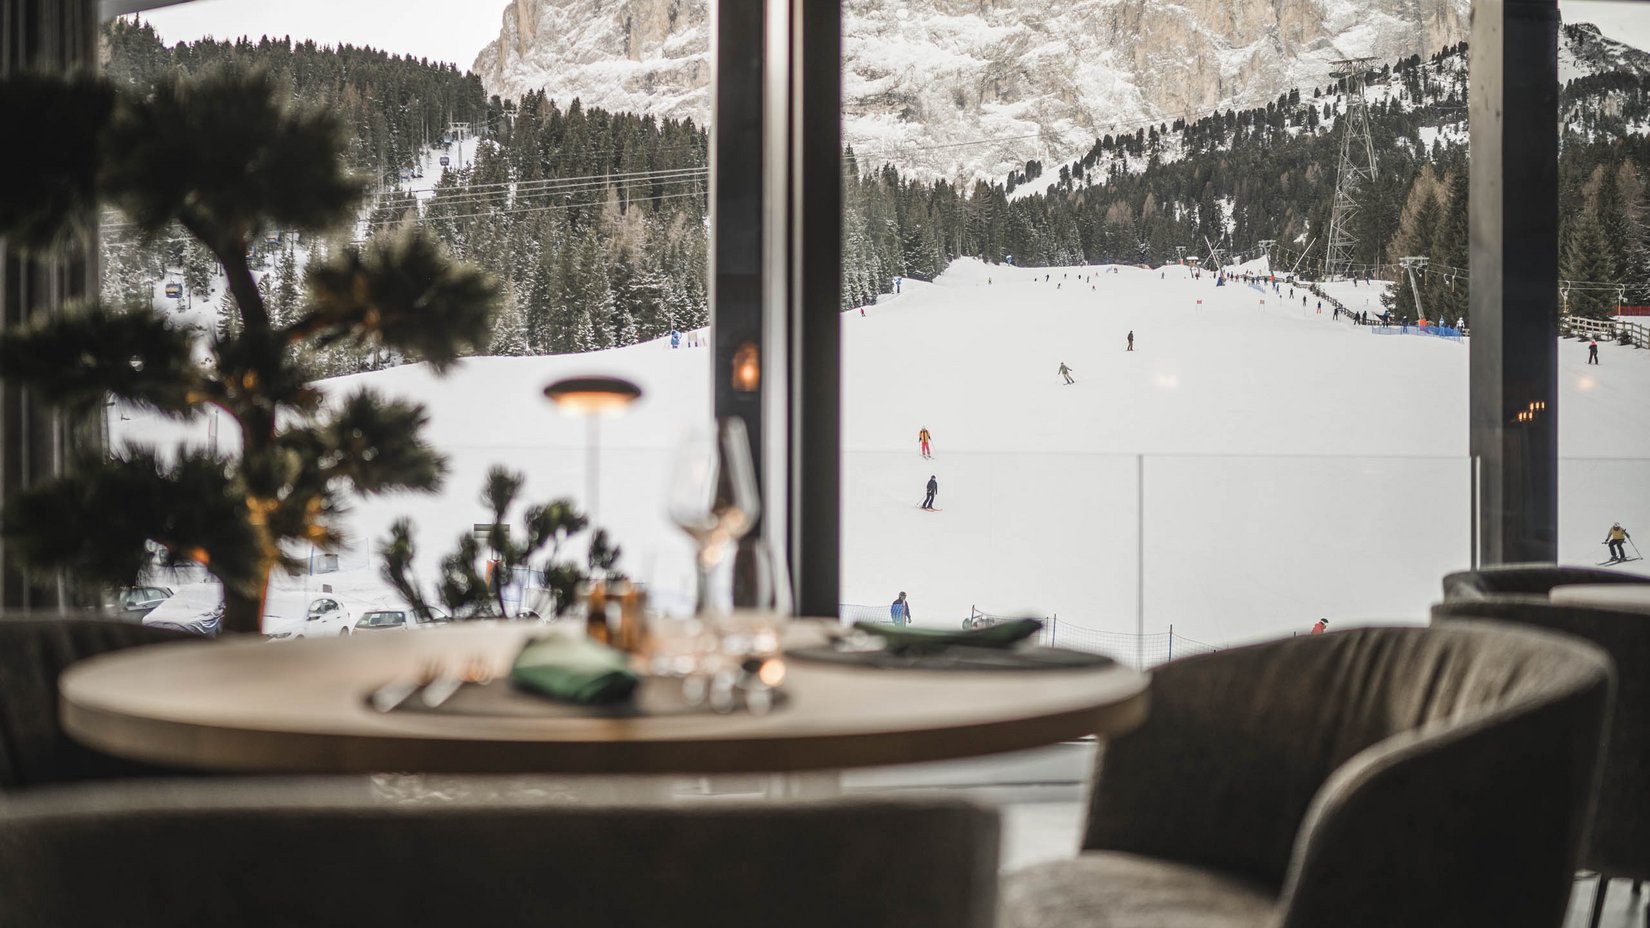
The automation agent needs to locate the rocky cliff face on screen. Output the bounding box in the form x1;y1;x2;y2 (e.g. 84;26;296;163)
473;0;1469;180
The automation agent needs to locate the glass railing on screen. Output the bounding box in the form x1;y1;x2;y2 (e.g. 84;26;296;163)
841;451;1650;660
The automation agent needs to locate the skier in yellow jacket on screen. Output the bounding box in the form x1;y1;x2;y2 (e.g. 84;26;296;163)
1605;522;1634;563
918;427;932;459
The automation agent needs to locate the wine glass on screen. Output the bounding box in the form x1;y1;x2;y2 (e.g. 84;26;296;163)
667;418;760;619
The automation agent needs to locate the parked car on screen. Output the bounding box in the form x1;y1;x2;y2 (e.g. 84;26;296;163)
352;607;451;633
102;586;173;622
141;583;224;637
265;596;354;639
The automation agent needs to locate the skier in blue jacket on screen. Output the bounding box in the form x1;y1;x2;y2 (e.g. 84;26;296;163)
890;592;912;626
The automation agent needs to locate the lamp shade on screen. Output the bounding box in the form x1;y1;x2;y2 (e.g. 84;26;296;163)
543;376;643;415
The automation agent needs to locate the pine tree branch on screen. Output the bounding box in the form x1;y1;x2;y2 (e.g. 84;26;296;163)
0;303;203;415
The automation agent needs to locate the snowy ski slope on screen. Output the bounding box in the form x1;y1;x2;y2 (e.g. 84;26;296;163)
113;259;1650;645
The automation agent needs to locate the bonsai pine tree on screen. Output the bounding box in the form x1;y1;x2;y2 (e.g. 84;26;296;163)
380;466;621;620
0;66;498;633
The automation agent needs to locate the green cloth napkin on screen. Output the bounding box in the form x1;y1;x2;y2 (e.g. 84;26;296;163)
511;634;640;705
852;618;1043;652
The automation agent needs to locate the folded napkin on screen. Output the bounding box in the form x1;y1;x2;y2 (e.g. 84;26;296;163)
851;618;1044;652
511;634;640;705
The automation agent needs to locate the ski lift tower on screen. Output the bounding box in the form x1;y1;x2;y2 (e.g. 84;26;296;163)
1258;239;1277;272
1323;58;1380;281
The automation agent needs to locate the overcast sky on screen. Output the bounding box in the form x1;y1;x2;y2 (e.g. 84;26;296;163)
136;0;1650;76
138;0;506;69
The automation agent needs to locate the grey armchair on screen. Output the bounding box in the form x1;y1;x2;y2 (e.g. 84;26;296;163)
1002;624;1612;928
0;780;999;928
1434;597;1650;927
0;618;194;789
1441;563;1650;601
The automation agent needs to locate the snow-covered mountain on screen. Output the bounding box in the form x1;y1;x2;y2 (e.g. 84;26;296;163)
473;0;1468;180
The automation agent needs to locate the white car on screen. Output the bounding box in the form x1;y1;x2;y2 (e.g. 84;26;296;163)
350;607;451;633
265;596;353;639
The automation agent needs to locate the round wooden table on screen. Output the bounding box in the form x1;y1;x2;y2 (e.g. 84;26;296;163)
60;621;1149;775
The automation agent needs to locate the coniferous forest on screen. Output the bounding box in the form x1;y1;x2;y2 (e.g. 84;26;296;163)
102;19;1650;373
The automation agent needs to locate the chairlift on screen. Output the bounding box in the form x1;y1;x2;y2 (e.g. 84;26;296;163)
264;231;280;247
164;282;182;299
439;156;450;167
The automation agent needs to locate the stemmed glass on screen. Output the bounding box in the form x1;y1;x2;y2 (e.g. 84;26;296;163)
667;418;760;619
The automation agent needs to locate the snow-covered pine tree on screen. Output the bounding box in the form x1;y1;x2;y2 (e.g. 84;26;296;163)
490;285;530;356
1428;168;1469;325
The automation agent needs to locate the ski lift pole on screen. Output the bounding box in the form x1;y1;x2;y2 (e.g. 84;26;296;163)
1289;236;1317;277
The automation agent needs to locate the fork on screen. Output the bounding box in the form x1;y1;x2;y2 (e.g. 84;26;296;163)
369;659;442;713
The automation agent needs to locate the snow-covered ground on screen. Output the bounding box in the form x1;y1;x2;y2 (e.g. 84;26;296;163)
113;258;1650;646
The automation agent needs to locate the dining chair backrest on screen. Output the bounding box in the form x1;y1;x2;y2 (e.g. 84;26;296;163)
1442;563;1650;601
1083;624;1610;928
0;781;1000;928
0;618;194;789
1434;597;1650;881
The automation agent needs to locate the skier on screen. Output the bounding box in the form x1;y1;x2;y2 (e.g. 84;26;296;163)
1588;339;1600;365
670;329;681;349
1455;316;1465;332
1605;522;1633;562
1310;618;1329;635
918;427;932;459
1058;362;1075;385
890;592;912;626
1126;330;1134;351
921;476;938;511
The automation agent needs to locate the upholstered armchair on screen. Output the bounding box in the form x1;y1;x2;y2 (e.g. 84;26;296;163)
0;618;194;789
1002;625;1612;928
0;782;999;928
1441;563;1650;602
1435;597;1650;927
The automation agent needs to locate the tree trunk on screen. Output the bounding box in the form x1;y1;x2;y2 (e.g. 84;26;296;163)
221;581;267;635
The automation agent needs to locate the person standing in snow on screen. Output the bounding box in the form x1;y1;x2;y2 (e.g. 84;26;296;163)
670;329;681;349
1588;339;1600;364
1126;330;1134;351
890;592;912;626
1605;522;1632;562
1310;618;1329;635
918;427;932;459
921;476;938;510
1058;362;1075;385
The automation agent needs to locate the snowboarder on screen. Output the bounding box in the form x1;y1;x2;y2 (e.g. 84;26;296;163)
918;427;932;459
1310;618;1328;635
670;329;681;349
1588;339;1600;364
890;592;912;626
921;476;938;510
1058;362;1075;385
1126;330;1134;351
1605;522;1633;562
